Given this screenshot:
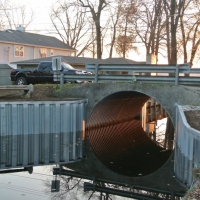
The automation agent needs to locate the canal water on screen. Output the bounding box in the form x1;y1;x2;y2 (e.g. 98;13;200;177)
0;166;131;200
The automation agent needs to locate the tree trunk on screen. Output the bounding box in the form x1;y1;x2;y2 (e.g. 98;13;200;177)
170;0;177;64
78;0;107;59
164;117;174;150
190;38;200;67
123;19;128;58
180;16;187;63
95;21;102;59
163;0;171;64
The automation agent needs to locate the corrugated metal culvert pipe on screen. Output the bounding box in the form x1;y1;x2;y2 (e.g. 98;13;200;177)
86;91;172;177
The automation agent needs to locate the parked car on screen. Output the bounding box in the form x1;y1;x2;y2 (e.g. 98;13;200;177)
10;61;91;85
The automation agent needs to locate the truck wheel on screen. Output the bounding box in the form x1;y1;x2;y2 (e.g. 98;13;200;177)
16;77;27;85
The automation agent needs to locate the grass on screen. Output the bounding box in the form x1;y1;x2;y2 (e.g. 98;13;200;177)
34;83;76;90
183;182;200;200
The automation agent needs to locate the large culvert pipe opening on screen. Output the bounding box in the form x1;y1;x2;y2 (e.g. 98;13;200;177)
86;91;173;177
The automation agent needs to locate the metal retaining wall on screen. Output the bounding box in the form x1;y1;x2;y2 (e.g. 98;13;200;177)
175;105;200;187
0;100;87;169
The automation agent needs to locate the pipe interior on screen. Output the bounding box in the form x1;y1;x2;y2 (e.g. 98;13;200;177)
86;91;172;177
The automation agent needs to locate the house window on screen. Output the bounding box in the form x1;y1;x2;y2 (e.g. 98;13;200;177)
39;48;47;58
15;46;24;57
50;49;54;56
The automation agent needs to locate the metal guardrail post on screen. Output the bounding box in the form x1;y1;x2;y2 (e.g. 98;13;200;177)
175;65;179;85
171;191;175;200
0;85;34;98
60;71;64;89
95;64;99;83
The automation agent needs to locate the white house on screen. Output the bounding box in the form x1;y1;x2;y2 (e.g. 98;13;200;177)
0;27;76;65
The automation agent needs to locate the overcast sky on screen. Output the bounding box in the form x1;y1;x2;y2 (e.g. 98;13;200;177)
7;0;200;65
6;0;55;33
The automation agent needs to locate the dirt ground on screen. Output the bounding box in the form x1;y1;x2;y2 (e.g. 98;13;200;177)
184;110;200;131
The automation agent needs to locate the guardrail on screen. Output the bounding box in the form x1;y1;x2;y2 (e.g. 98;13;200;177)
54;63;200;86
0;84;33;98
175;104;200;187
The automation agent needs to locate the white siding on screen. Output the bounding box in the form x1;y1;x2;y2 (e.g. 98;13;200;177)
0;43;12;63
0;42;75;63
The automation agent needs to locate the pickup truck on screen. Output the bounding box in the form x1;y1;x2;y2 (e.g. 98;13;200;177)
10;61;90;85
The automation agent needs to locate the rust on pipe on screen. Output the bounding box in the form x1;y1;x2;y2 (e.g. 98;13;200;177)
86;91;172;177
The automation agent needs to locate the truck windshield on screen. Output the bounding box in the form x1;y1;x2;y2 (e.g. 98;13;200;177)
61;62;74;70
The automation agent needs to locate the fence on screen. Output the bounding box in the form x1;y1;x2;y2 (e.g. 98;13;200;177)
175;104;200;187
54;63;200;86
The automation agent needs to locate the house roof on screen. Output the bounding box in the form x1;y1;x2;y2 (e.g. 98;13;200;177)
103;57;145;64
11;56;146;66
0;30;76;51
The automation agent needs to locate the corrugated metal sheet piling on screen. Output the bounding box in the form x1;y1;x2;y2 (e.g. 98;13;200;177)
0;100;87;169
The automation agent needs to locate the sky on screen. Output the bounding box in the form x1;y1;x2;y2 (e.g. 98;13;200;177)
4;0;146;61
14;0;56;32
3;0;200;66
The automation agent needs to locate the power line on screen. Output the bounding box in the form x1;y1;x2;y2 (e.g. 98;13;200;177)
1;172;92;199
0;182;46;195
7;173;47;181
0;182;49;198
18;18;200;32
33;172;55;177
6;169;91;185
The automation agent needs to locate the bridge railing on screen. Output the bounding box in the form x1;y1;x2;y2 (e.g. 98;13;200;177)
175;105;200;187
54;63;200;86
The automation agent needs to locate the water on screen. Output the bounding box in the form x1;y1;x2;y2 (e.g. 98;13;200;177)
0;166;51;200
0;166;131;200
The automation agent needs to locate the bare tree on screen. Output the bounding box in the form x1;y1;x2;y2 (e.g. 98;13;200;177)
0;0;35;30
44;174;115;200
105;1;122;58
163;0;188;64
103;0;138;58
50;1;95;57
134;0;166;62
115;0;137;58
77;0;108;59
133;0;200;66
162;0;200;66
178;0;200;66
189;18;200;66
